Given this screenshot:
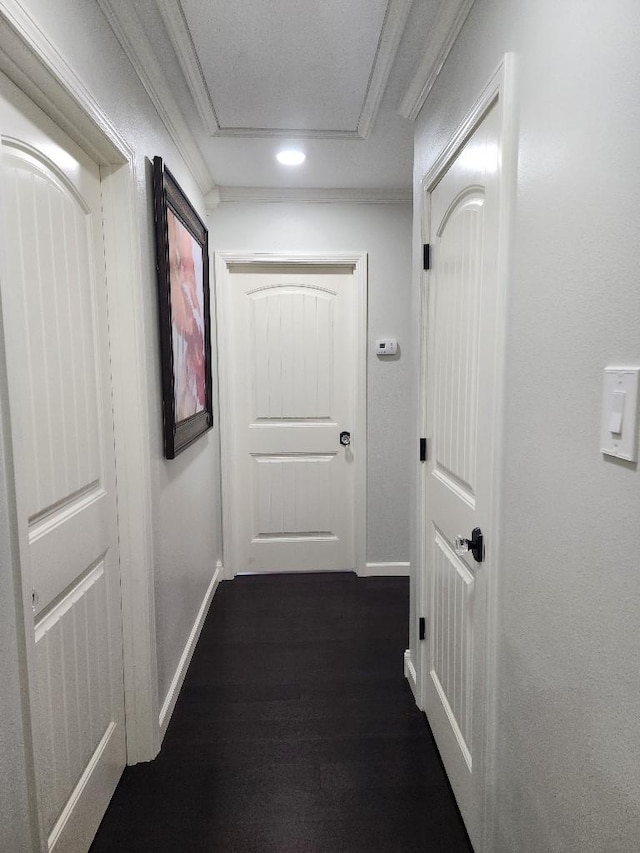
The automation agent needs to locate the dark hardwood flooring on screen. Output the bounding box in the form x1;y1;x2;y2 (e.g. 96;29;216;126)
91;572;472;852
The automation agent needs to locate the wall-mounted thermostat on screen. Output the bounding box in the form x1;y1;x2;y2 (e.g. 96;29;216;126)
375;338;398;356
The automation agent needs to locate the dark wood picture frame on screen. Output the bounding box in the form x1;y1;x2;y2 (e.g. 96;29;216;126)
152;156;213;458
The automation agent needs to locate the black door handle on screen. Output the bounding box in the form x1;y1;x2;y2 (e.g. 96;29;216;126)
454;527;484;563
339;431;351;447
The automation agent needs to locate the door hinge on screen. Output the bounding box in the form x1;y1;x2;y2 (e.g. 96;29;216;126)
419;617;426;641
419;437;427;462
423;243;431;270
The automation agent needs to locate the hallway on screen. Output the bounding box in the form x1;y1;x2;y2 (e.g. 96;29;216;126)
90;574;471;852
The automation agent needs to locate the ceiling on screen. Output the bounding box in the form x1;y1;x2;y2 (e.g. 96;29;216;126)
101;0;463;194
177;0;390;135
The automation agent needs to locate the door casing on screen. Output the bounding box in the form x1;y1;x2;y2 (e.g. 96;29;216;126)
415;54;517;852
215;252;368;580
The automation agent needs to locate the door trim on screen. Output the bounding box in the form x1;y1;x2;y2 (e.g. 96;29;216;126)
0;3;160;830
415;54;517;852
215;251;368;579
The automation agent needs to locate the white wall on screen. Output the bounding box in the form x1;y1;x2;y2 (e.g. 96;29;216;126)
1;0;222;744
411;1;640;850
208;201;413;565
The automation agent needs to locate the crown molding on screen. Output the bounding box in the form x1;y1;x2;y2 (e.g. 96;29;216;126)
399;0;475;121
97;0;214;194
204;187;221;212
156;0;412;140
357;0;413;138
0;0;132;166
216;186;412;205
154;0;219;135
206;126;364;140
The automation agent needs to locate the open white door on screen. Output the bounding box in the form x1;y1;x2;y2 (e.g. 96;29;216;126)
420;61;513;851
0;73;126;850
217;254;366;576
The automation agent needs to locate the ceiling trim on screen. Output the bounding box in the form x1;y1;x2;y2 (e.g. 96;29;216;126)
357;0;413;138
204;126;364;140
399;0;475;122
98;0;214;194
216;186;412;205
156;0;412;140
0;0;131;166
154;0;219;135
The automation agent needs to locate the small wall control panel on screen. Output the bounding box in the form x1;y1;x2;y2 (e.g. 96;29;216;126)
375;338;398;356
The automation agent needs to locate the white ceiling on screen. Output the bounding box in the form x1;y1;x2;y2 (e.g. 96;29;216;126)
107;0;452;192
180;0;389;134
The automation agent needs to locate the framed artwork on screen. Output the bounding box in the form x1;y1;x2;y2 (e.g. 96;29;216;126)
152;156;213;458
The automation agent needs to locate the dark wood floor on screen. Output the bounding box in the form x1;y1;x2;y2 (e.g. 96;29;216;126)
91;572;472;852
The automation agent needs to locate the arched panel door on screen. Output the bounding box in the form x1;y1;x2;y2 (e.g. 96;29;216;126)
223;263;360;574
0;73;125;850
422;96;503;850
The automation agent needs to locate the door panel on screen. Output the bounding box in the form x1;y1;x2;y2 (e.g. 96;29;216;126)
253;454;336;538
34;562;112;835
0;74;125;851
431;528;474;769
422;99;502;849
432;193;483;504
224;264;358;574
251;287;335;419
3;146;102;524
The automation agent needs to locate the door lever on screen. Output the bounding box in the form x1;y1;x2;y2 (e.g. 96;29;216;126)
454;527;484;563
339;431;351;447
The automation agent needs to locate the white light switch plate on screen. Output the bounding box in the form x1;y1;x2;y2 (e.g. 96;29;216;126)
601;367;639;461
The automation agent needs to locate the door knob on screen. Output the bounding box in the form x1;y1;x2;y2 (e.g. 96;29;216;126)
339;431;351;447
454;527;484;563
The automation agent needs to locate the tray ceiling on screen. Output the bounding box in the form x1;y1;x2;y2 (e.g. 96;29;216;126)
99;0;474;191
156;0;412;138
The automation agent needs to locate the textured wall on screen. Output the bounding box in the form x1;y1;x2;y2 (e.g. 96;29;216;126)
7;0;223;725
411;0;640;850
208;202;413;564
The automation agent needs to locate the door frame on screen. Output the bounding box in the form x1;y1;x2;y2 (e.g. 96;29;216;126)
215;251;368;579
0;4;161;845
415;54;517;851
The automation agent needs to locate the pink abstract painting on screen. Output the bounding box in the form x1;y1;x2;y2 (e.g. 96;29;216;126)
167;208;206;421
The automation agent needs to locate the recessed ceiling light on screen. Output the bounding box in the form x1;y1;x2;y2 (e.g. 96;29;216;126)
276;149;306;166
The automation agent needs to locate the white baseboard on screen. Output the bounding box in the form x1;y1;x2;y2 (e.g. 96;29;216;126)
158;561;223;740
359;561;411;577
404;649;418;701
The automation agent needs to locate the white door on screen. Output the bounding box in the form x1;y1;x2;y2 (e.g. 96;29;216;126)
422;97;502;848
0;75;126;850
219;259;363;575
